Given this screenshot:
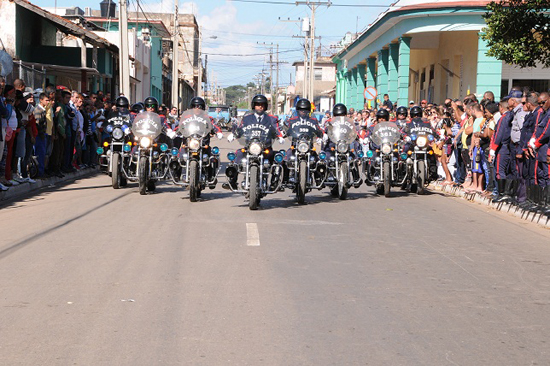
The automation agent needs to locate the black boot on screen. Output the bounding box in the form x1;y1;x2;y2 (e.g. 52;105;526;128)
508;179;519;205
518;185;532;209
543;186;550;216
528;185;542;212
493;179;508;202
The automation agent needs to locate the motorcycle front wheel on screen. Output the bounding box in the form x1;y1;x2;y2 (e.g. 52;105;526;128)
383;161;391;197
249;165;260;210
417;160;426;195
112;153;120;189
138;157;148;195
296;160;307;204
338;162;348;200
189;160;199;202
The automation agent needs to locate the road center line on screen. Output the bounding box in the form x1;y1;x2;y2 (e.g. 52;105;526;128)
246;223;260;246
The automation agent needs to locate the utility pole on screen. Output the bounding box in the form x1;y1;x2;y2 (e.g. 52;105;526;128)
119;0;130;97
296;1;331;107
171;2;179;110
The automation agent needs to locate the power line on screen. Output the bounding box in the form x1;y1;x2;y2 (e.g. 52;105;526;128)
201;49;302;57
228;0;389;7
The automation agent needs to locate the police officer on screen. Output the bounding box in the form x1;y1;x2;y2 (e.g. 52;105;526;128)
528;92;550;215
323;102;362;188
518;91;543;210
224;94;282;190
322;103;347;158
508;89;528;204
395;106;408;129
282;98;323;184
489;95;517;203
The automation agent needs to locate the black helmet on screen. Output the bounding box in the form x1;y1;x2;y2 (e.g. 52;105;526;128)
296;98;311;112
251;94;268;109
376;109;390;121
144;96;159;112
189;96;206;110
115;96;129;109
410;106;423;118
333;103;347;117
396;106;408;117
131;103;144;114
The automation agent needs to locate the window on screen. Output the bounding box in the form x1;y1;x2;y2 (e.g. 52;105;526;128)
314;68;323;81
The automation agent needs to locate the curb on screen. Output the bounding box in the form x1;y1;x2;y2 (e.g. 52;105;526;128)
429;182;550;229
0;168;99;203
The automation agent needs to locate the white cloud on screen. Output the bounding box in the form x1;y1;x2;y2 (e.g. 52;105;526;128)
142;0;198;15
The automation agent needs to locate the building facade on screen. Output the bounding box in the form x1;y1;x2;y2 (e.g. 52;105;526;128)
333;0;550;110
293;57;336;112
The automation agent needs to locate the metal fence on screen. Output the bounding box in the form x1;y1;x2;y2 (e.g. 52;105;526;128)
4;61;46;90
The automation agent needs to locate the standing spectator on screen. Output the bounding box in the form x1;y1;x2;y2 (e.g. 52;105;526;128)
19;92;36;183
480;102;499;197
34;92;49;178
3;86;19;185
382;94;394;111
62;91;77;173
519;91;542;209
508;89;527;203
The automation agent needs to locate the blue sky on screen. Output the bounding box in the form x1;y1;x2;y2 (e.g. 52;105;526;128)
32;0;393;88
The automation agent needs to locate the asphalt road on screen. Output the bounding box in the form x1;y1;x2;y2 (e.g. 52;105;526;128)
1;139;550;365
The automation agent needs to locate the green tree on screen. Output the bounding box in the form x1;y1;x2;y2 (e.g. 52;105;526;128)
224;85;246;105
482;0;550;68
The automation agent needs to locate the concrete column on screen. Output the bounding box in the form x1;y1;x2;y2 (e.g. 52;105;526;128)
335;70;342;103
346;71;352;109
356;64;366;110
350;68;358;109
365;57;376;108
476;33;502;101
388;43;399;104
376;49;389;108
397;36;412;107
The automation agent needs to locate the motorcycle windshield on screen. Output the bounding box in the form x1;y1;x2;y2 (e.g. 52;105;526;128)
327;116;357;143
178;109;213;138
286;119;319;140
235;123;277;147
132;111;162;139
371;122;401;146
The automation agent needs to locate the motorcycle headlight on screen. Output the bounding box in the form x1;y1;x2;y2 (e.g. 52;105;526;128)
160;143;168;152
112;127;124;140
96;147;104;155
319;152;327;160
249;142;262;155
358;151;364;158
212;146;220;155
106;125;114;133
171;147;179;156
189;138;200;151
227;152;236;161
123;144;131;152
140;137;151;148
417;136;428;148
274;153;284;163
381;143;392;155
367;150;374;158
337;141;348;153
297;141;309;153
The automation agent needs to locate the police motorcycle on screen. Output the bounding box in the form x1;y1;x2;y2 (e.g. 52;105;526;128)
169;108;220;201
363;121;408;197
403;107;438;195
224;122;284;210
325;116;362;200
282;101;327;204
131;111;170;195
102;109;132;189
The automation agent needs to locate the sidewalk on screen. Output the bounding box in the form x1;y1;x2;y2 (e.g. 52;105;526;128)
0;168;99;202
430;181;550;229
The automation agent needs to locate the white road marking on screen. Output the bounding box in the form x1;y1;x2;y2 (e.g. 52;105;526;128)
246;223;260;246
